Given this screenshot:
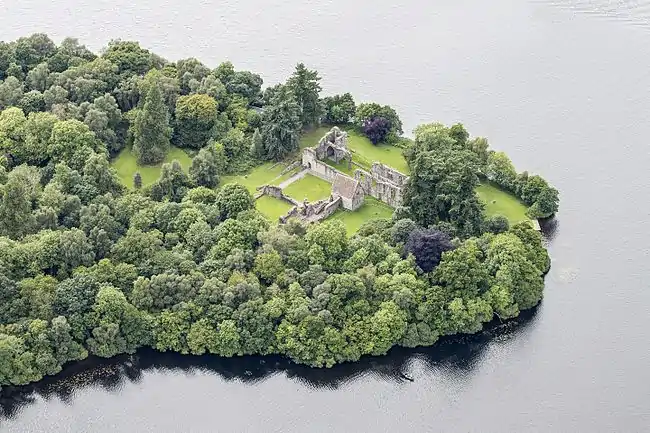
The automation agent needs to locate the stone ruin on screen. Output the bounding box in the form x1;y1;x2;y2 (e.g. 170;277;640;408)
279;195;343;224
254;184;300;206
355;162;409;208
314;126;352;166
270;126;411;225
302;127;410;209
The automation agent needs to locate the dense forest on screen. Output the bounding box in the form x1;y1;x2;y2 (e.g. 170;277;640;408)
0;34;558;389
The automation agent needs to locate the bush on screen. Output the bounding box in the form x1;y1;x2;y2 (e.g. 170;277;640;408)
405;228;454;272
483;214;509;234
354;102;402;143
322;93;355;124
362;117;392;144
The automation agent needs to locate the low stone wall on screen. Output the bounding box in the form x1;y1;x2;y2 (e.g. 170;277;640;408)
279;196;342;224
320;197;343;220
255;184;300;206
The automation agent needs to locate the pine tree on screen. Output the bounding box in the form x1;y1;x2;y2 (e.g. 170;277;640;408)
132;73;171;165
260;86;301;161
287;63;322;128
250;128;265;159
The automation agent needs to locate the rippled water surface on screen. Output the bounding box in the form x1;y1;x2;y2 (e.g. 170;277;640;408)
1;0;650;431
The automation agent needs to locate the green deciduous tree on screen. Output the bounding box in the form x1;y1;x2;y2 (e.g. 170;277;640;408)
404;147;484;237
486;151;517;190
174;94;218;149
355;102;403;143
13;34;57;72
189;145;220;187
0;77;24;110
48;119;103;169
322;93;356;125
86;286;152;357
0;164;41;239
150;160;191;202
102;40;159;76
216;183;254;220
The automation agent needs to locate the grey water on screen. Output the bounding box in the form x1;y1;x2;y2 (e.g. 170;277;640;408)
1;0;650;431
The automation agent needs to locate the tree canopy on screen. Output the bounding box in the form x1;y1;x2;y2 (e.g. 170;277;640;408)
0;34;556;390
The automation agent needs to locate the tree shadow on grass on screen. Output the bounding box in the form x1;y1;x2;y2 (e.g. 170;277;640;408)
0;307;539;420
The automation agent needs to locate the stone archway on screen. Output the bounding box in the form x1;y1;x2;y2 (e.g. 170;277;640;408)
326;145;335;160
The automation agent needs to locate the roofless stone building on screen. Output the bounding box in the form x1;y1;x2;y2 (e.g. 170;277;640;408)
301;126;409;210
255;127;410;224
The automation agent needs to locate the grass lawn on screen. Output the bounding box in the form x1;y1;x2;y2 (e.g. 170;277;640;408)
476;182;530;224
111;146;193;188
300;127;410;174
282;174;332;202
220;162;288;193
329;197;394;235
299;128;329;150
325;158;357;176
256;195;293;222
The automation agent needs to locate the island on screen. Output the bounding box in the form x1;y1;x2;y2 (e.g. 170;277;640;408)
0;34;559;389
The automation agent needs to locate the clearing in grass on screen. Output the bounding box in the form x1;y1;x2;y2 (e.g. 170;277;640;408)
282;174;332;202
256;195;293;222
220;162;288;193
111;146;193;189
476;182;529;224
329;197;394;235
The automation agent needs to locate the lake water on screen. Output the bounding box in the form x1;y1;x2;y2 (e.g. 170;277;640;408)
1;0;650;431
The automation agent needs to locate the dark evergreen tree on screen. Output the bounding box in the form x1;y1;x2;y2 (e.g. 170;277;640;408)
132;73;171;165
287;63;322;128
260;86;301;161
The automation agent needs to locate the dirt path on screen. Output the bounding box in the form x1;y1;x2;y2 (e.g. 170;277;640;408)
277;168;308;189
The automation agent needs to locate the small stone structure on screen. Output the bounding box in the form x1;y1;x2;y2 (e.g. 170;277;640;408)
332;173;364;211
302;147;343;183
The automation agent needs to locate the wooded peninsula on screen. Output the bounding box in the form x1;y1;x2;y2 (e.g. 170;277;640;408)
0;34;559;389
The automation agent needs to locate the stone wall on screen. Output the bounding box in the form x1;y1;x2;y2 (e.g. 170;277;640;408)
354;164;409;208
255;184;300;206
371;162;409;187
279;196;343;224
372;179;405;207
302;147;346;183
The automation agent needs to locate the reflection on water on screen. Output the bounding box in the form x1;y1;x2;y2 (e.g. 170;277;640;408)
0;309;538;421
